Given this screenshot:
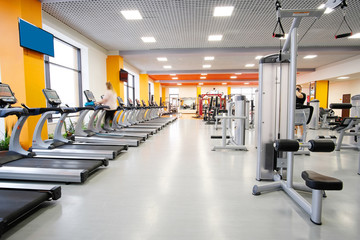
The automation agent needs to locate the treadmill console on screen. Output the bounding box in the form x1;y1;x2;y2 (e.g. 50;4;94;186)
117;97;125;106
141;100;147;107
128;98;133;107
42;89;62;107
0;84;17;107
84;90;96;102
136;99;141;107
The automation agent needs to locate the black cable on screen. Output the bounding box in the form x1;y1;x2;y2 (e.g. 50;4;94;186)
298;18;318;45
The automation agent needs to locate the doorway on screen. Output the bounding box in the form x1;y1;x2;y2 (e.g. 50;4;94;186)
342;94;351;118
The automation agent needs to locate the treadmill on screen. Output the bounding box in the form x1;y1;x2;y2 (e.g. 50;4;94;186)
30;88;127;160
0;83;107;183
0;182;61;237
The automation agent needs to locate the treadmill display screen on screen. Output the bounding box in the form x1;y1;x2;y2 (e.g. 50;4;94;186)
44;90;60;101
118;97;124;104
0;86;13;97
84;90;96;102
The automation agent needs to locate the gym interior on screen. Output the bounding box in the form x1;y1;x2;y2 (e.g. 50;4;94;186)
0;0;360;239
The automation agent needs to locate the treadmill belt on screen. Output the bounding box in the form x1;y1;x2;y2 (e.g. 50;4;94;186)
0;190;49;235
5;158;104;172
56;144;125;156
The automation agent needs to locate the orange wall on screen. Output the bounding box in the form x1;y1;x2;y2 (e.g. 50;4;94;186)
140;74;149;102
106;55;124;98
0;0;47;149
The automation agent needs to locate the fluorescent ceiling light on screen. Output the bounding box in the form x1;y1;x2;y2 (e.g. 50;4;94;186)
199;83;204;85
230;76;237;79
170;74;176;76
255;56;263;60
245;64;255;67
222;83;227;85
177;83;182;86
204;56;215;61
337;76;349;79
203;64;211;68
208;35;223;41
244;82;250;85
235;72;242;75
141;37;156;43
172;77;178;80
121;10;143;20
157;57;167;61
304;55;318;59
213;6;234;17
349;33;360;39
200;77;206;79
201;73;207;76
163;65;172;69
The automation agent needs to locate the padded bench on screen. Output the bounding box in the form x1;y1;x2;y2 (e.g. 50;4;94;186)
301;170;343;224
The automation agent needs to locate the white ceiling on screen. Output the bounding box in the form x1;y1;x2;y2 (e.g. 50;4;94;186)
41;0;360;74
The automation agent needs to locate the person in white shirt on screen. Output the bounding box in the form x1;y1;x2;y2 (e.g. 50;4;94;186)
96;82;117;126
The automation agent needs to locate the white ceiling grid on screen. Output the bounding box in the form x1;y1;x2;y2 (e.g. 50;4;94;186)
42;0;360;51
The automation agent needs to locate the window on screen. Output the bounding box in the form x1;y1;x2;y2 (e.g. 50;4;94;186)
124;74;135;106
45;38;82;108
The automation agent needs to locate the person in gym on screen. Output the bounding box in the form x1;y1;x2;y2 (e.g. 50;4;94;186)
96;82;117;126
295;85;306;137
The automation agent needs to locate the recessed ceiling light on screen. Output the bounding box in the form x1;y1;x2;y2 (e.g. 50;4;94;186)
222;83;227;85
157;57;167;61
170;74;176;76
245;64;255;67
200;77;206;79
213;6;234;17
201;73;207;76
203;64;211;68
244;82;250;85
349;33;360;39
172;77;178;80
208;35;223;41
304;55;318;59
255;56;263;60
121;10;143;20
235;72;242;75
337;76;349;79
199;83;204;85
177;83;182;86
141;37;156;43
204;56;215;61
163;65;172;69
230;76;237;79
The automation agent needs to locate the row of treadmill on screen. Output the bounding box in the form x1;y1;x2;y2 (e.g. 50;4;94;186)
0;82;177;237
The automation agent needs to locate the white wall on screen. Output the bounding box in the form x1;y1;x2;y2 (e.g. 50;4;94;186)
201;86;228;95
42;11;108;102
328;78;360;115
179;86;196;98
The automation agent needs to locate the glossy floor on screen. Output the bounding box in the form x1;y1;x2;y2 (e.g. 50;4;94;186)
3;119;360;239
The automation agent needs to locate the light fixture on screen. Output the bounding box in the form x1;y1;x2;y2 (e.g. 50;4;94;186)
203;64;211;68
157;57;167;61
213;6;234;17
280;33;288;40
244;82;250;85
121;10;142;20
200;77;206;79
201;73;207;76
177;83;182;86
204;56;215;61
163;65;172;69
255;56;263;60
349;33;360;39
172;77;178;80
170;74;176;76
222;83;227;85
318;4;334;14
235;72;242;75
337;76;349;79
208;35;223;41
230;76;237;79
245;64;255;67
141;37;156;43
199;83;204;85
303;55;318;59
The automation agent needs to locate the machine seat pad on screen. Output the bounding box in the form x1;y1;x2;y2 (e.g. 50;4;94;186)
301;170;343;191
218;109;228;113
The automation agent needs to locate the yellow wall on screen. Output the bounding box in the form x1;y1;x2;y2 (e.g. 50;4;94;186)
161;87;166;104
315;80;329;108
227;87;231;95
106;55;124;98
0;0;47;149
196;86;201;104
139;74;149;102
154;82;161;104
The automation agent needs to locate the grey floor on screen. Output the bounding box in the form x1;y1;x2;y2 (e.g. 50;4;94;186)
3;118;360;240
